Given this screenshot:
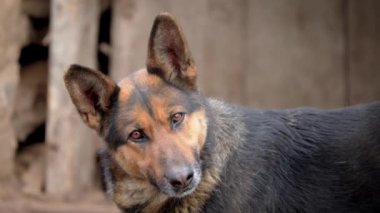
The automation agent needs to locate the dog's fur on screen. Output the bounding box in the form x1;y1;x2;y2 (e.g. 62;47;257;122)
64;13;380;212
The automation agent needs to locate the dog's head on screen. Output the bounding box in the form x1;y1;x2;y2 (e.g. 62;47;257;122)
64;13;208;198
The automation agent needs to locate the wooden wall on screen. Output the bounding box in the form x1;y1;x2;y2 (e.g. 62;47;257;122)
111;0;380;109
348;0;380;105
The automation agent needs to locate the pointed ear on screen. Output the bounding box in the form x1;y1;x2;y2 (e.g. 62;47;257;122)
146;13;197;90
64;64;119;131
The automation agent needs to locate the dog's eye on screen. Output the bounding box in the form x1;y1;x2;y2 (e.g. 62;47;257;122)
129;130;145;142
172;112;185;126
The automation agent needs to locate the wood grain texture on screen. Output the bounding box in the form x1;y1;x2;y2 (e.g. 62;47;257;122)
348;0;380;104
244;0;345;108
46;0;100;196
199;0;246;104
0;0;23;178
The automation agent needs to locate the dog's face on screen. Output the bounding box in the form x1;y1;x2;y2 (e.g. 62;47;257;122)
64;13;208;198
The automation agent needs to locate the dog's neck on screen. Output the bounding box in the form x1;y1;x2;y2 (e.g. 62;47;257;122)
110;99;245;212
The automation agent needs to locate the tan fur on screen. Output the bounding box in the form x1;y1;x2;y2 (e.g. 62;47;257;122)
132;69;162;88
111;160;166;209
183;109;208;149
83;113;101;130
118;79;135;102
109;106;238;212
109;153;220;213
111;91;208;182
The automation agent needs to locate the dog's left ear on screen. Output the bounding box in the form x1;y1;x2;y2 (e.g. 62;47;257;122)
146;13;197;90
64;64;118;131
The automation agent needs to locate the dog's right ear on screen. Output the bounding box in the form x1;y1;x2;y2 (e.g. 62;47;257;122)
64;64;118;131
146;13;197;90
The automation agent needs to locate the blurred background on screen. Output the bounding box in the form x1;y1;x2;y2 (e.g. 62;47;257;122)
0;0;379;212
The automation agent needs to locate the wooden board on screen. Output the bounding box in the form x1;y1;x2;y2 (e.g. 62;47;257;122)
244;0;345;108
0;0;23;178
110;0;380;108
348;0;380;104
198;0;246;104
46;0;100;196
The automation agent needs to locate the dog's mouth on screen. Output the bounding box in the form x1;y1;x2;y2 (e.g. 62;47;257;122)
150;165;202;198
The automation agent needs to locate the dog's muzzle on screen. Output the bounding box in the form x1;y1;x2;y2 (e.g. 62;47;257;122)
153;164;202;198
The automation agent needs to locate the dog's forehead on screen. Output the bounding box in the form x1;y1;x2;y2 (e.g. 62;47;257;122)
116;69;188;109
118;69;160;89
131;68;162;87
114;69;202;124
117;69;161;101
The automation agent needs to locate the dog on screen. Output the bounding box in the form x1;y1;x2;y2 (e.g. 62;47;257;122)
64;13;380;212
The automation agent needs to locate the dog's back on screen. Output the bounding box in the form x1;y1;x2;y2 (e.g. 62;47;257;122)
203;100;380;212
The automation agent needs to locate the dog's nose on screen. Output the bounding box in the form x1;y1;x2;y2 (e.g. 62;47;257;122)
166;167;194;190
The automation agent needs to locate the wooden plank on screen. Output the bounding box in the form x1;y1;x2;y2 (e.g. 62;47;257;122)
348;0;380;104
110;0;170;81
46;0;100;196
0;0;23;178
199;0;246;104
245;0;345;108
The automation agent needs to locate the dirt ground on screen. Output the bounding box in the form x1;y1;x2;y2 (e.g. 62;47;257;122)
0;142;120;213
0;178;119;213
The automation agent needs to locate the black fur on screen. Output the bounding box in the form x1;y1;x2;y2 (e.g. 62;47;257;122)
202;101;380;213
